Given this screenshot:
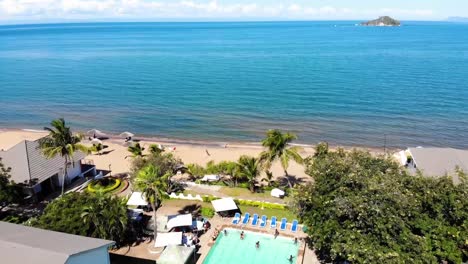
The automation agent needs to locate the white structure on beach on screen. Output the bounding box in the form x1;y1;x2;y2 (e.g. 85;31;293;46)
397;147;468;184
0;138;95;199
0;222;114;264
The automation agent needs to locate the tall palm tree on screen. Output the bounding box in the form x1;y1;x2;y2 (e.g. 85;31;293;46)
237;155;262;192
260;129;303;188
126;143;145;159
38;118;89;196
134;164;170;243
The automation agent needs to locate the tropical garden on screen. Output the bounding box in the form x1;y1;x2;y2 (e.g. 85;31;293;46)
2;118;467;263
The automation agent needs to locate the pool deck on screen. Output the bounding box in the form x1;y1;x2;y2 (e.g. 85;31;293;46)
196;215;319;264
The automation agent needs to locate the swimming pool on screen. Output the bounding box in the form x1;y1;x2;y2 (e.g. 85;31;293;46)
203;228;300;264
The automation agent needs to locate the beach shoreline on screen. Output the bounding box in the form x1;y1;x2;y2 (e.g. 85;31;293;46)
0;127;389;181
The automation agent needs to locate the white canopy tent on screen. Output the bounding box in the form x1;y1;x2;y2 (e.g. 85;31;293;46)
270;188;285;198
87;129;106;137
154;232;183;248
167;214;193;230
211;198;238;212
126;192;148;206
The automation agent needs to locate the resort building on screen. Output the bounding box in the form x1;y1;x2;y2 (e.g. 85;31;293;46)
396;147;468;184
0;138;96;200
0;221;114;264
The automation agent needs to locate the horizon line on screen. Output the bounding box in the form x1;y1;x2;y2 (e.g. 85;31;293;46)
0;18;455;27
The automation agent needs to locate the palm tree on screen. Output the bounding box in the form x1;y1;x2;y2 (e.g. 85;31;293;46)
237;155;262;192
134;164;170;243
126;143;145;159
261;170;275;187
260;129;303;188
148;144;163;156
38;118;89;196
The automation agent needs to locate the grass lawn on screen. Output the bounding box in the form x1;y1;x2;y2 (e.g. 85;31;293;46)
162;199;297;221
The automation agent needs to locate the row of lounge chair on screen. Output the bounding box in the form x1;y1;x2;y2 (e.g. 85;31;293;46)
231;213;298;232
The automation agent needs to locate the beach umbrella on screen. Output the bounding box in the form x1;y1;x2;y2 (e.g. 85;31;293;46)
119;131;134;138
87;129;104;136
90;138;103;145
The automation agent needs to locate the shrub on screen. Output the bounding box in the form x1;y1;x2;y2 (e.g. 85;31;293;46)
87;178;121;193
202;195;218;203
201;207;215;218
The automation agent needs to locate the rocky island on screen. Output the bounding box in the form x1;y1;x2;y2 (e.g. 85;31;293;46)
361;16;401;26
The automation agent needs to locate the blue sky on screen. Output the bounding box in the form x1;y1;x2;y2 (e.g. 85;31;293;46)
0;0;466;24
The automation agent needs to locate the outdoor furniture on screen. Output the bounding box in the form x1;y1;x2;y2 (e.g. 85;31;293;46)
280;218;287;231
260;215;267;228
270;216;277;228
232;213;241;225
201;174;220;182
270;188;285;198
291;220;298;232
242;213;250;225
251;214;259;226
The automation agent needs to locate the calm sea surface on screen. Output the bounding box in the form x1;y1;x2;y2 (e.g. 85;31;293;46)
0;21;467;148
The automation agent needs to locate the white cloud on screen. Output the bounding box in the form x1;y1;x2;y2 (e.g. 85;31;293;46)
0;0;436;22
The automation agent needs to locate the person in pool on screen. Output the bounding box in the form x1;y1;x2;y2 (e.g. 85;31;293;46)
274;229;279;239
240;231;245;240
255;241;260;249
224;229;227;236
288;255;294;262
294;237;298;244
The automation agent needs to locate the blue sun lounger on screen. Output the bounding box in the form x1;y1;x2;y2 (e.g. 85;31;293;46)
232;212;241;225
242;213;250;225
291;220;298;232
260;215;267;228
251;214;259;226
270;216;277;228
280;218;287;230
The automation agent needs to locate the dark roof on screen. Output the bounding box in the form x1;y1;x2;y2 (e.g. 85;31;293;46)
0;222;114;264
409;147;468;183
0;138;86;185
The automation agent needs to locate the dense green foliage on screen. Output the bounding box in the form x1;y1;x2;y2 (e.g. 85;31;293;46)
0;158;21;208
87;178;121;193
130;152;183;194
260;129;303;187
34;192;128;245
201;206;215;218
38;118;89;195
293;143;468;263
148;144;164;156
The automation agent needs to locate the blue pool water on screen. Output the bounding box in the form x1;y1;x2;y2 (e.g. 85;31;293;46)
0;21;468;148
203;228;299;264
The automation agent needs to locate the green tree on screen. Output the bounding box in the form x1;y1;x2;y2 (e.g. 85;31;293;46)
134;164;170;242
237;155;262;192
260;129;303;188
0;158;21;209
186;163;206;179
35;192;128;245
293;143;468;263
90;143;104;155
38;118;89;196
126;143;145;159
261;170;275;187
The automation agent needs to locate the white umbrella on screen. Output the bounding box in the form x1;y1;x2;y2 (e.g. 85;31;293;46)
119;131;134;138
87;129;105;136
90;138;103;145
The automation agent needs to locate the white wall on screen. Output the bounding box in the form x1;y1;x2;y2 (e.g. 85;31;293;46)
57;160;83;186
66;247;110;264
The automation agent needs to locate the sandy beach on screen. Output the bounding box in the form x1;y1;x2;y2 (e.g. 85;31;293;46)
0;128;384;182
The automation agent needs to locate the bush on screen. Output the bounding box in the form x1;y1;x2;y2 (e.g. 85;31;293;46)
202;195;218;203
201;207;215;218
87;178;121;193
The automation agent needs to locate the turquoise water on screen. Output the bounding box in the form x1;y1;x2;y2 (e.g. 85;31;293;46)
1;22;468;148
203;228;299;264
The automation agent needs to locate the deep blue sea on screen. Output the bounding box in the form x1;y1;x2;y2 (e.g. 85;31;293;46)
1;21;467;148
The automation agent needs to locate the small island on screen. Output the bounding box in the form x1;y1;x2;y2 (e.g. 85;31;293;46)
361;16;401;26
